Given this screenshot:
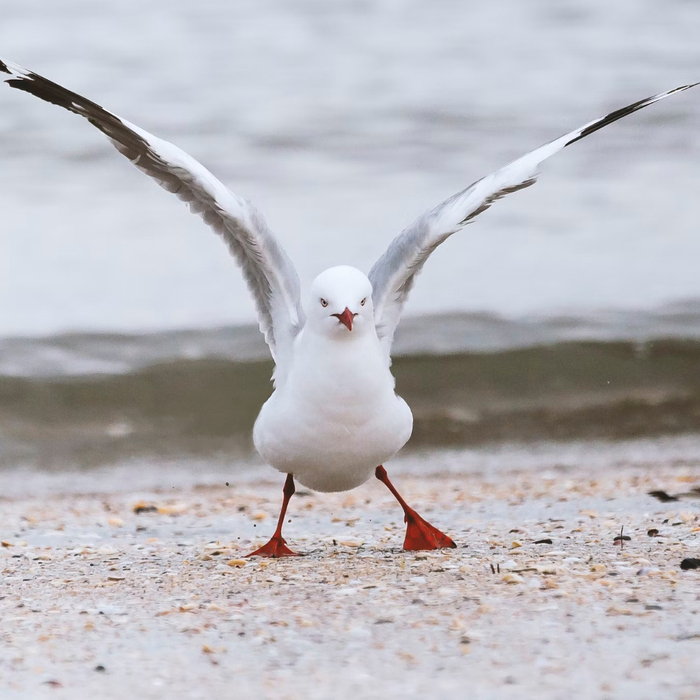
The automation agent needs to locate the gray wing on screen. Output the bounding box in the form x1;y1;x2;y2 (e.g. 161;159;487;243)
369;84;698;352
1;59;305;365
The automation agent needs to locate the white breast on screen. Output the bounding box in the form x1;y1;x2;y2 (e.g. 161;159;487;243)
253;329;413;492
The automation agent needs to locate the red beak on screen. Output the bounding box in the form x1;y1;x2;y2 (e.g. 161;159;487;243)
332;307;355;331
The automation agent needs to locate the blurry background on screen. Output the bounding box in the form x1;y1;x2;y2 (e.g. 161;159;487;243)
1;0;700;473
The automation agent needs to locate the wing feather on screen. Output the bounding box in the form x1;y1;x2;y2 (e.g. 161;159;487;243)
1;59;305;365
369;83;698;351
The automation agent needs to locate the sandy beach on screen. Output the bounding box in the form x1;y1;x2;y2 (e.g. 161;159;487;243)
1;455;699;700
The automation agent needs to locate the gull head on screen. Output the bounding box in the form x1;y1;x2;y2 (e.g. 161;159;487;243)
307;266;374;338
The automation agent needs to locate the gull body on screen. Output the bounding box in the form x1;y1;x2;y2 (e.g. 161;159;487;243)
1;57;696;552
254;266;413;492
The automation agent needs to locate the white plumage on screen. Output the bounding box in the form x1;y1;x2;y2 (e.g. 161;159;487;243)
253;266;413;492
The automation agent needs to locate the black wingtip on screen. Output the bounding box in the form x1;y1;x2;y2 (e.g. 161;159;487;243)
566;83;699;148
674;81;700;92
0;61;153;166
0;59;9;74
567;95;656;146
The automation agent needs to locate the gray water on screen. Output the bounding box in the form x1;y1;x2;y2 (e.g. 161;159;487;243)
2;0;700;338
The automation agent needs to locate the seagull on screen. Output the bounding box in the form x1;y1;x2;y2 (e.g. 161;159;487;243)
2;59;696;556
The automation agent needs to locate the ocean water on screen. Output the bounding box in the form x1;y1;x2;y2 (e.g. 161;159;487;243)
2;1;700;472
1;0;700;338
3;308;700;470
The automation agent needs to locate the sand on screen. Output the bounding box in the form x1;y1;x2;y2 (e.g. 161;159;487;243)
1;459;699;700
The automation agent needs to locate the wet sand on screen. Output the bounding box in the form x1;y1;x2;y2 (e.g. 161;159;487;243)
1;461;699;699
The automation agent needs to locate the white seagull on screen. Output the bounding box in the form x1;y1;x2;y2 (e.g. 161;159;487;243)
2;59;696;556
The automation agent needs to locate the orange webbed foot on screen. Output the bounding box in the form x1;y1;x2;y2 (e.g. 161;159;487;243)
403;510;457;551
246;535;300;558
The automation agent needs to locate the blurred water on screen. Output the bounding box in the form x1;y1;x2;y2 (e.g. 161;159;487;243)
5;332;700;470
1;0;700;337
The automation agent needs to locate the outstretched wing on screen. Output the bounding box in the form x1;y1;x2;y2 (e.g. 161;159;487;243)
0;59;305;365
369;84;698;351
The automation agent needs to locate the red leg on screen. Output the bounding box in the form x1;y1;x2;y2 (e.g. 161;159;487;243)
375;465;456;551
246;473;300;557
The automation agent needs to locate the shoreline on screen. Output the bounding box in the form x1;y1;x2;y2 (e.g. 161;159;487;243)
3;433;700;497
4;334;700;471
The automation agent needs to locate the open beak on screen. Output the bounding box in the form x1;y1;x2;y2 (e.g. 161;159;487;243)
332;307;355;331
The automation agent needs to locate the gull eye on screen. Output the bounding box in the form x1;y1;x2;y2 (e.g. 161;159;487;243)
320;298;328;308
360;297;366;306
